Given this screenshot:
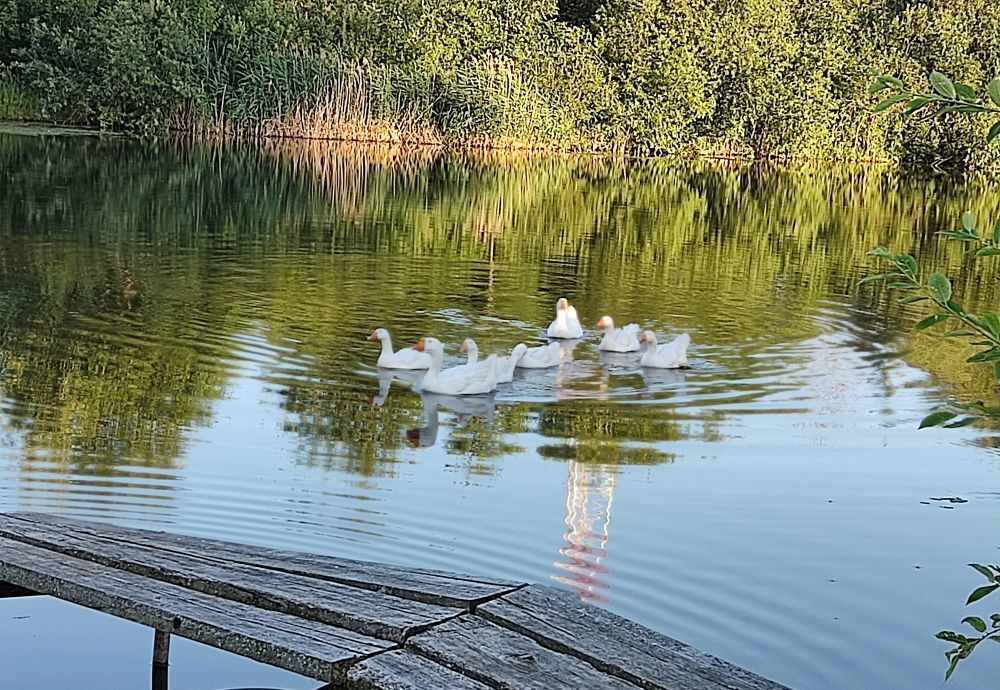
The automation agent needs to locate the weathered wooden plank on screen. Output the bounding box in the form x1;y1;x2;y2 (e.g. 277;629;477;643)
0;537;392;682
6;512;519;608
342;650;492;690
478;585;790;690
0;513;458;642
406;615;643;690
0;582;37;598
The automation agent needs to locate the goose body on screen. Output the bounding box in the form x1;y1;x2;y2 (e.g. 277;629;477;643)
640;331;691;369
415;337;498;395
497;344;529;383
597;316;641;352
516;341;562;369
368;328;432;369
547;298;584;339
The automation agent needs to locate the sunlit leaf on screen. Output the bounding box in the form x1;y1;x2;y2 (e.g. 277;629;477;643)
989;78;1000;107
970;564;997;581
975;247;1000;257
930;71;956;99
944;417;981;428
989;121;1000;144
919;411;956;428
859;272;903;284
954;83;977;102
874;94;909;112
966;583;999;604
962;211;976;231
915;314;948;330
928;273;952;303
867;246;892;258
902;96;931;117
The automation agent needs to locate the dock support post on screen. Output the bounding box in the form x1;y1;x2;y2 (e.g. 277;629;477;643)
152;630;170;690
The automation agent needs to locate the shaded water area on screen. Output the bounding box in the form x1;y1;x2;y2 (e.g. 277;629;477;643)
0;126;997;689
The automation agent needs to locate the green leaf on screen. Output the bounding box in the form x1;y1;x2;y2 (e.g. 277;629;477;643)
944;416;981;428
975;247;1000;257
883;75;904;88
954;83;977;102
902;96;932;117
898;295;928;304
887;283;919;290
945;654;960;681
982;313;1000;339
929;273;952;303
936;630;963;643
962;211;976;231
920;411;957;428
970;564;997;581
874;94;909;112
989;121;1000;144
898;254;919;277
867;246;892;258
989;78;1000;107
939;105;986;115
966;348;1000;363
869;81;891;95
967;584;999;604
943;330;976;337
994;218;1000;244
930;71;956;99
963;616;987;633
915;314;949;330
859;272;904;284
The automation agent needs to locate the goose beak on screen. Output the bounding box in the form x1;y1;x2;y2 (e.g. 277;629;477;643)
367;331;379;341
639;333;647;343
459;342;468;354
596;318;606;328
414;338;426;352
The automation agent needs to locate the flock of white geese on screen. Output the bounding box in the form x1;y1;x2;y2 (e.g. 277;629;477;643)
367;297;691;396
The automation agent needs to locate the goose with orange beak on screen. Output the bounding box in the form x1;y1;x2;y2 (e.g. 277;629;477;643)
596;315;641;352
368;328;432;369
414;337;498;395
639;330;691;368
547;297;584;339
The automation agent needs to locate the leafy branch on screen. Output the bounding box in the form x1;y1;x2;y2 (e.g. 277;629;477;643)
864;210;1000;428
935;564;1000;680
870;71;1000;142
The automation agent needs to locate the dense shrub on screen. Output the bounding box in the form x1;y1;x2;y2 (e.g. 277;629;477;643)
0;0;998;162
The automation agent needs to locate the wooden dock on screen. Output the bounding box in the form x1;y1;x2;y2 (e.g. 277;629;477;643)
0;512;791;689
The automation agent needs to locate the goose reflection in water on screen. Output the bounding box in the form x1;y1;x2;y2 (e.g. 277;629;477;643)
553;461;616;605
367;369;423;407
405;392;496;448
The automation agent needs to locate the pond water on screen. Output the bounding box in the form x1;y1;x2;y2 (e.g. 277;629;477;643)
0;127;997;690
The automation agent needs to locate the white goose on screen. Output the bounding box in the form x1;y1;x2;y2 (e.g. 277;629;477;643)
414;337;498;395
547;298;584;339
368;328;432;369
596;316;641;352
460;338;480;365
516;341;562;369
639;331;691;369
496;344;529;383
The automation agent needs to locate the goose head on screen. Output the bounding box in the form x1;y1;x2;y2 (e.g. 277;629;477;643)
367;327;390;342
413;336;443;354
639;330;657;348
556;297;570;312
596;316;614;330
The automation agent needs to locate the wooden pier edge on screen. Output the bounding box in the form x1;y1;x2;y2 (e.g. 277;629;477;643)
0;512;794;690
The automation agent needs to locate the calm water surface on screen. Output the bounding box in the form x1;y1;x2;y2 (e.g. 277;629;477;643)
0;127;997;689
